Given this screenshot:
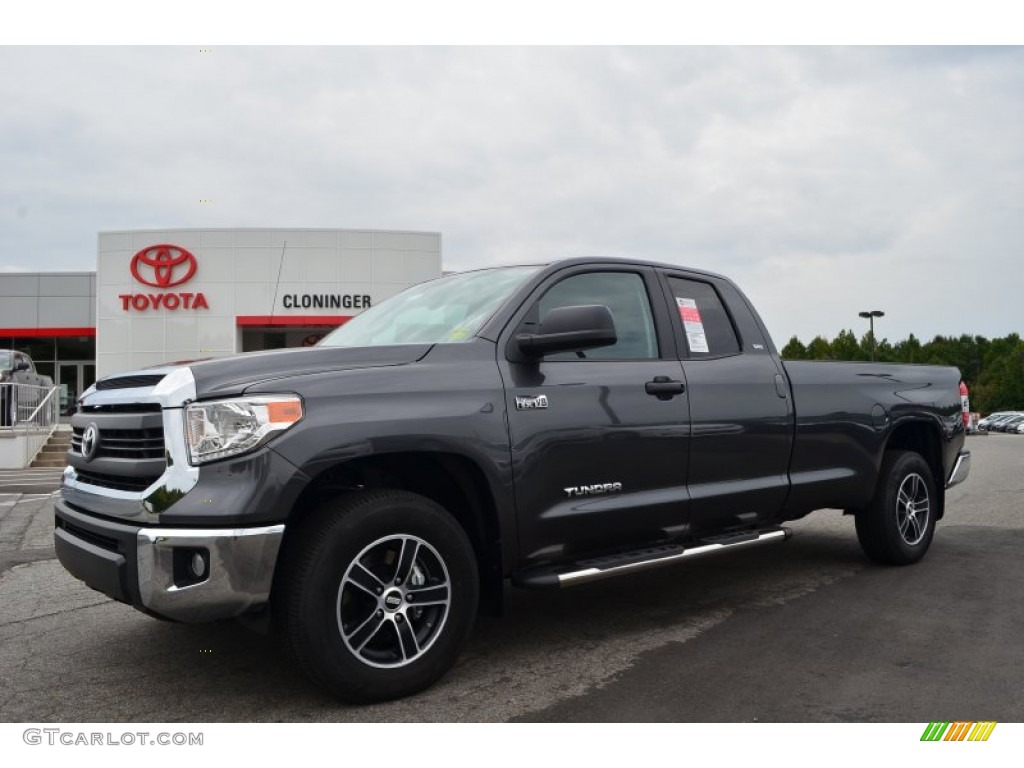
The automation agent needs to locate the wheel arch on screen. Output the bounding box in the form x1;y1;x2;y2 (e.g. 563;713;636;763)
883;419;946;520
278;450;506;616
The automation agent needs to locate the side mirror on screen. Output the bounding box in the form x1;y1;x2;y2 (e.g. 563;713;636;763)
513;304;617;359
14;360;30;372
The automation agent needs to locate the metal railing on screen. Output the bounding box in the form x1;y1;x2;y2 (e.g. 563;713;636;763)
0;383;61;466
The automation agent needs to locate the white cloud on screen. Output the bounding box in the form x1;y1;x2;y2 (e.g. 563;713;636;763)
1;46;1021;343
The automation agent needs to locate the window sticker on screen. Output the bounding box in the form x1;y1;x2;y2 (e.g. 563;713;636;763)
676;297;709;353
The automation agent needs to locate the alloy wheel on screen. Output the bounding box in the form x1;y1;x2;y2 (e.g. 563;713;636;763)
896;473;930;546
337;534;452;669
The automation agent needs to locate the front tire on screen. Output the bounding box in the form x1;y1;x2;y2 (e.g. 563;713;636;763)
276;489;479;703
856;450;937;565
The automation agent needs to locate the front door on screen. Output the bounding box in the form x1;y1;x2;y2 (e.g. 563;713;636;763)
499;267;692;566
58;363;90;414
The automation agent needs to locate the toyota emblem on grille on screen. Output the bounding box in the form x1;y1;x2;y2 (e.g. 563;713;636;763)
81;423;100;462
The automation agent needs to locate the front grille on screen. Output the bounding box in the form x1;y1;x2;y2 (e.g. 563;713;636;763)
81;403;162;413
72;469;161;493
72;426;164;460
95;374;166;391
68;405;167;494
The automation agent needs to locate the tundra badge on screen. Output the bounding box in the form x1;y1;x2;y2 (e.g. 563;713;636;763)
564;482;623;498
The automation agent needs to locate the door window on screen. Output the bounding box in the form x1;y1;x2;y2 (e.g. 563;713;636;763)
534;272;658;360
666;277;741;357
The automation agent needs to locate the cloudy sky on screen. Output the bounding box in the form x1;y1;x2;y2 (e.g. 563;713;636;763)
1;45;1021;345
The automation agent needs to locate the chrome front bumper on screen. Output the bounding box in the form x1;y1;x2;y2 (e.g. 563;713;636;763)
55;497;285;622
136;525;285;622
946;450;971;489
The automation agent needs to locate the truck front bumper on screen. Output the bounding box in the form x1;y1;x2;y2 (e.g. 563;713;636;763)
54;499;284;622
946;450;971;489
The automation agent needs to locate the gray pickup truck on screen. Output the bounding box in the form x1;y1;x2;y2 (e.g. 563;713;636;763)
0;350;53;427
54;258;970;702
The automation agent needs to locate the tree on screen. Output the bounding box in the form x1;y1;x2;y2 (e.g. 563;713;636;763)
893;333;922;364
973;334;1024;412
781;337;808;360
831;329;865;361
807;336;832;360
874;337;895;362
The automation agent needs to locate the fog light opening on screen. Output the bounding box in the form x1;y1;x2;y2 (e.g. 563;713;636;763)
172;547;210;588
191;551;206;578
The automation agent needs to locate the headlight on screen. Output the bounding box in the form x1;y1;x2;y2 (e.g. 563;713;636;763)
184;395;303;465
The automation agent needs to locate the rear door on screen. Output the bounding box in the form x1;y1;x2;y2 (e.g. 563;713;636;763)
659;271;794;535
498;265;692;567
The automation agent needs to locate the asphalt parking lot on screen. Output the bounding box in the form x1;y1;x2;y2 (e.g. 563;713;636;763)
1;435;1021;722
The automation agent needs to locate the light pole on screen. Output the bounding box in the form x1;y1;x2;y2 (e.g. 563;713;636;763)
858;310;885;361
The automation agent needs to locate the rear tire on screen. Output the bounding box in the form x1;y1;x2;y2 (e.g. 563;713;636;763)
275;489;479;703
856;450;937;565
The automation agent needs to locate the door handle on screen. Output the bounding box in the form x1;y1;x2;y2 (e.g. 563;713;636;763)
645;376;685;400
774;374;788;399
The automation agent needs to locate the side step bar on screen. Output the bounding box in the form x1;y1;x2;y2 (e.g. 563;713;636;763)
512;527;791;589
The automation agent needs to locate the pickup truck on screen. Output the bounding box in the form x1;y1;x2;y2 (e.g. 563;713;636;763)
54;258;971;702
0;350;54;427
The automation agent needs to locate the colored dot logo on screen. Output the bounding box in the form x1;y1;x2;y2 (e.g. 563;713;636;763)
921;721;997;741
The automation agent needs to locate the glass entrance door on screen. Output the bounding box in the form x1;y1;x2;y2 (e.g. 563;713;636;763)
58;362;95;414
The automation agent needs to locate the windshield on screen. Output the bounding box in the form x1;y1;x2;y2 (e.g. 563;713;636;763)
319;265;541;348
0;351;9;369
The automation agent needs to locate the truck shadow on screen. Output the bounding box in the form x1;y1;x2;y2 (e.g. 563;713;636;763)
114;525;868;720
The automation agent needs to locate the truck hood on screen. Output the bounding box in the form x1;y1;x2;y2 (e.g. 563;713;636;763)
189;344;433;397
85;345;433;403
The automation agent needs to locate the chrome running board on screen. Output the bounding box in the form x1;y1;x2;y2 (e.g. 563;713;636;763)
512;527;791;589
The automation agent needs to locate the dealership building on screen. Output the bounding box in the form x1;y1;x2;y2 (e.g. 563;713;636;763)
0;228;442;410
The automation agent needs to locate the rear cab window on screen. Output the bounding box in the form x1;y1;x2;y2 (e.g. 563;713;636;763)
666;277;741;358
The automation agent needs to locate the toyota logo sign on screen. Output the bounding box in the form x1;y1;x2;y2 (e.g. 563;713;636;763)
120;244;209;311
130;244;198;288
